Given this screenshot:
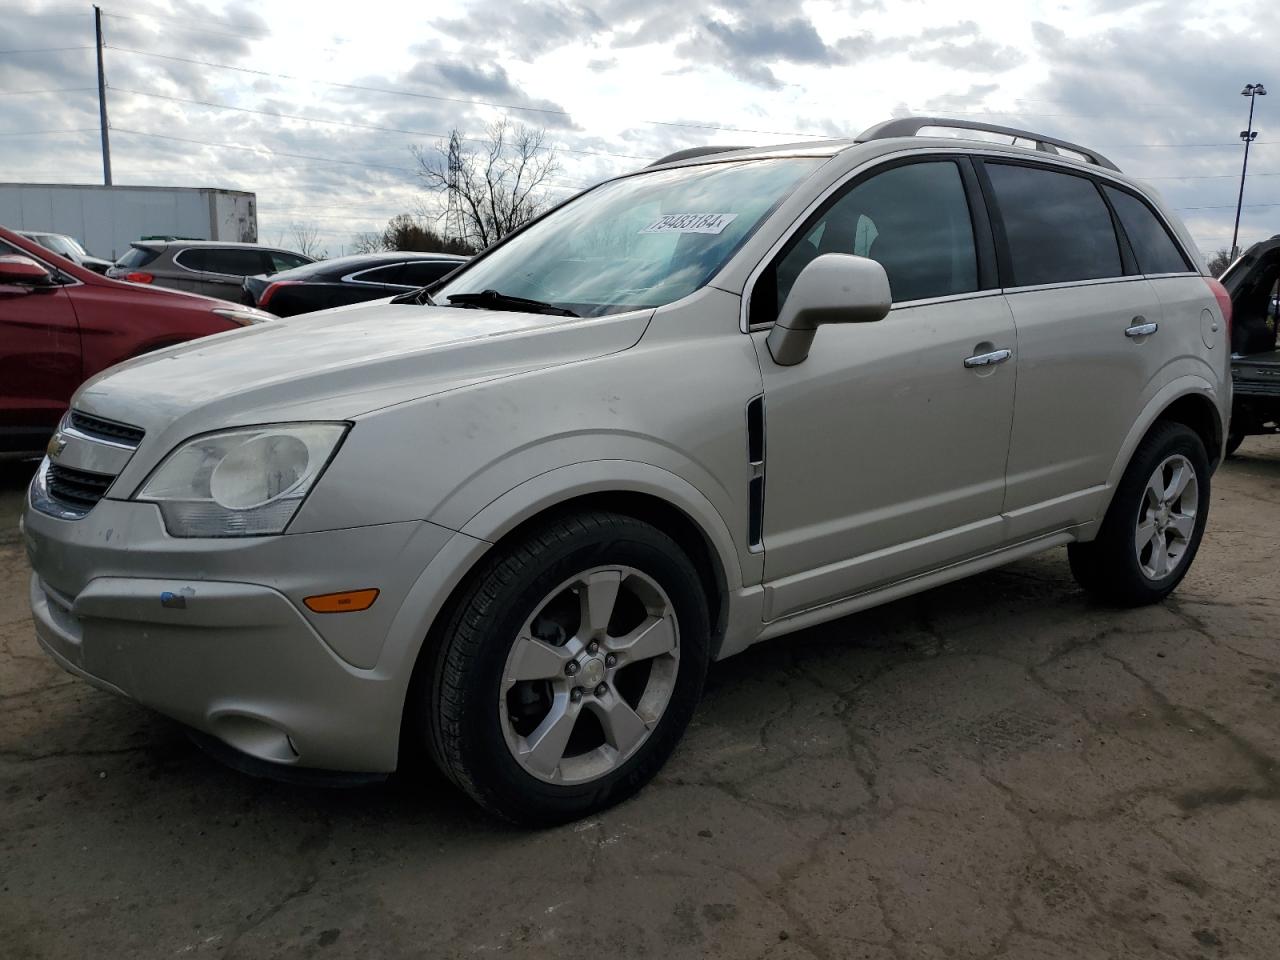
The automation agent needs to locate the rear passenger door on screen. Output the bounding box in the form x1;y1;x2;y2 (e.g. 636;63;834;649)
179;248;272;301
980;160;1167;539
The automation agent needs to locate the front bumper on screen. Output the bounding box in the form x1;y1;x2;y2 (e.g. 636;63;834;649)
23;494;468;772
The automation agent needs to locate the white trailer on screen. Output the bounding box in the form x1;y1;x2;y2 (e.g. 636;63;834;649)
0;183;257;261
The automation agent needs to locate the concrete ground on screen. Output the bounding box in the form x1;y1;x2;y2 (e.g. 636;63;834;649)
2;440;1279;960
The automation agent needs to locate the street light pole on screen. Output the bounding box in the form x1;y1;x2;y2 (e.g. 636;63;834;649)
1232;82;1267;260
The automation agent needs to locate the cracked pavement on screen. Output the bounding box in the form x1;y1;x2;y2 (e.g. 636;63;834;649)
2;439;1279;959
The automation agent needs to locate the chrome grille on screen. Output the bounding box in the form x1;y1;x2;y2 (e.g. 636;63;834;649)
31;411;145;520
68;410;146;446
45;463;115;512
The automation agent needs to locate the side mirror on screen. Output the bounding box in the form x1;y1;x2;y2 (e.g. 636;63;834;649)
765;254;891;366
0;255;55;288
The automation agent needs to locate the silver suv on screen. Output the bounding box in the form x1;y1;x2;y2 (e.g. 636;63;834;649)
22;118;1232;824
107;240;313;301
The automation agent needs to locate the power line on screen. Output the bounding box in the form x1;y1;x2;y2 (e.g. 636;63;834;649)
111;87;659;161
111;127;423;175
0;128;97;137
0;45;95;54
1175;201;1280;211
0;87;97;96
100;11;267;44
103;43;835;139
103;45;578;118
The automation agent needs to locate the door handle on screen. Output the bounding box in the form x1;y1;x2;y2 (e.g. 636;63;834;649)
1125;319;1159;338
963;348;1012;368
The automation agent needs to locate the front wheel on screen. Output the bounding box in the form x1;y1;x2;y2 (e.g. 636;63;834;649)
1068;421;1210;606
420;511;710;825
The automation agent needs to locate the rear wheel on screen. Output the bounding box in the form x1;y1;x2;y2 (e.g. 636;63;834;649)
420;511;710;825
1068;421;1210;606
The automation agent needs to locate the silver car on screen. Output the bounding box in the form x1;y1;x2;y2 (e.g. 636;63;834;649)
23;118;1232;824
107;240;313;301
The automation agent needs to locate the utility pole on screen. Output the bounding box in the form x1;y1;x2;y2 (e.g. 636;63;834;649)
94;4;112;186
1232;82;1267;260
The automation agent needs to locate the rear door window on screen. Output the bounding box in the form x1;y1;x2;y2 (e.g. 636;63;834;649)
269;251;311;272
351;264;406;285
180;248;270;276
1103;186;1191;275
400;260;462;286
985;162;1123;286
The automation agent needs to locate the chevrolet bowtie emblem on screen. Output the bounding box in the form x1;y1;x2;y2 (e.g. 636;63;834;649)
46;433;68;459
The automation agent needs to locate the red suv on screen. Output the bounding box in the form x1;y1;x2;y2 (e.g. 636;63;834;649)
0;226;273;454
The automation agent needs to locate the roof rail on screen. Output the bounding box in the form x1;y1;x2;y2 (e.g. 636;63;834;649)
856;116;1120;172
647;145;751;168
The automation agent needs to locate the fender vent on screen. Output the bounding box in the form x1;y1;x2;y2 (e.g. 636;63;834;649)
747;396;765;550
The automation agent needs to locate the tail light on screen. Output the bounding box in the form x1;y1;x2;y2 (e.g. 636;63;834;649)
257;280;300;308
125;271;153;284
1204;277;1233;339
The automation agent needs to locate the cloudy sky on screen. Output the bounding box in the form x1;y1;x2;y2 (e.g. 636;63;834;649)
2;0;1276;258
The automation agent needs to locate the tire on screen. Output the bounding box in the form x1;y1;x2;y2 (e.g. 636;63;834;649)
419;511;711;825
1225;432;1246;458
1068;421;1210;606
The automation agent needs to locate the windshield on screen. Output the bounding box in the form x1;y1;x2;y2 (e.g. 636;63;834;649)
41;234;86;258
433;157;822;317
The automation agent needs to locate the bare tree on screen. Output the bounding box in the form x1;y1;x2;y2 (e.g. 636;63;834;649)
412;120;559;250
348;216;475;256
349;231;384;255
1205;247;1233;277
288;222;327;260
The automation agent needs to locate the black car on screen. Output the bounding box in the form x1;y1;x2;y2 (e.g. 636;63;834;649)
241;252;467;316
1222;234;1280;454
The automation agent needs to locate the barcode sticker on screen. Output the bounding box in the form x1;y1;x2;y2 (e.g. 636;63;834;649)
640;213;739;235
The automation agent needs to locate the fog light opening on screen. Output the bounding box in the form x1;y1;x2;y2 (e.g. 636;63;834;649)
211;713;300;763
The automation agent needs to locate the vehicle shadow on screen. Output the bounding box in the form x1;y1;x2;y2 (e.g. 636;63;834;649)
18;548;1085;840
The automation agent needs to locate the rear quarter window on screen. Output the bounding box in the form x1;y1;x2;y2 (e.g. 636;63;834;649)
399;260;462;286
985;162;1123;287
117;246;160;269
1103;186;1191;275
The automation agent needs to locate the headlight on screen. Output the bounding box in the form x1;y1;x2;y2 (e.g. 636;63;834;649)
212;306;276;325
136;423;347;537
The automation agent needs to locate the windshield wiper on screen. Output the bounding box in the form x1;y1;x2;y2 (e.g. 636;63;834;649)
390;287;435;305
446;289;578;317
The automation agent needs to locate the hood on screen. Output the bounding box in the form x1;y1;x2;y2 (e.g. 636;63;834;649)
74;299;651;437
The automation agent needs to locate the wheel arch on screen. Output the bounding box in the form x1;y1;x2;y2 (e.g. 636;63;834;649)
391;464;744;768
456;464;741;658
1104;378;1224;500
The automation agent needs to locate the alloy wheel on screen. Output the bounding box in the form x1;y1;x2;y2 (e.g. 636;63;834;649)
1134;453;1199;581
498;566;680;784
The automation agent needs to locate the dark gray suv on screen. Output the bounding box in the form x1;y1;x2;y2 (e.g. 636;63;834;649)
108;240;313;302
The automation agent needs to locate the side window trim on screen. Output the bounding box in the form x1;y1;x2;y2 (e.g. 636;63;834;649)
1094;182;1141;276
974;156;1130;290
344;263;410;285
744;153;998;328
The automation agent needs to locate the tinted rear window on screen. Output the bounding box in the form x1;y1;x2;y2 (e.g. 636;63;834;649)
986;163;1123;287
400;260;462;286
269;251;311;272
117;246;160;269
353;264;406;284
1103;186;1191;275
178;248;268;275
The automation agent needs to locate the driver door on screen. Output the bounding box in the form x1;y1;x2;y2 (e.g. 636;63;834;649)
750;158;1017;620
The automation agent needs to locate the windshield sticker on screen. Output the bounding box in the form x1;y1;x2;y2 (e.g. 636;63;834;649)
640;213;739;235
